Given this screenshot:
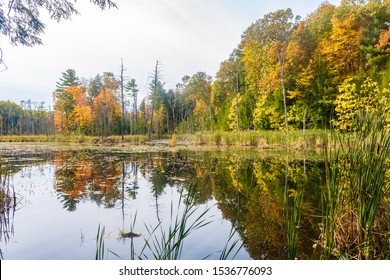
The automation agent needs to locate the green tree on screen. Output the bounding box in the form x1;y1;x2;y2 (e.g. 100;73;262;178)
248;8;295;132
88;74;103;103
292;3;336;128
55;69;81;93
125;79;139;134
212;49;251;131
183;72;214;133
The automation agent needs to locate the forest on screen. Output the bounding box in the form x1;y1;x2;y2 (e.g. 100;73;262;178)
1;0;390;139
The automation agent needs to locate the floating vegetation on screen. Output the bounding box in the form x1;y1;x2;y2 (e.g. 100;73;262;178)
120;231;142;238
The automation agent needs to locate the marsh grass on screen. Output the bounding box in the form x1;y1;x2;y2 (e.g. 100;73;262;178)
0;165;17;260
285;187;304;260
95;224;106;260
0;134;148;144
168;134;177;147
217;222;244;260
320;112;390;259
1;130;326;151
282;160;305;260
192;130;327;149
138;185;212;260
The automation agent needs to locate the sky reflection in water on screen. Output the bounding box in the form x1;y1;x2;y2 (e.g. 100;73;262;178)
0;150;324;260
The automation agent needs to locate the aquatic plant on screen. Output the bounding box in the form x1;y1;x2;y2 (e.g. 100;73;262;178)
136;184;212;260
320;111;390;259
95;224;106;260
96;183;244;260
0;166;17;260
285;187;304;260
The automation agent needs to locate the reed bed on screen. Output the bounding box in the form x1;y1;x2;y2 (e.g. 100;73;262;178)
285;186;304;260
189;129;328;149
1;130;326;151
320;112;390;259
0;165;17;259
0;134;148;145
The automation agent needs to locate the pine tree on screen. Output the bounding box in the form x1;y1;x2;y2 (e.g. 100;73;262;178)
55;69;81;93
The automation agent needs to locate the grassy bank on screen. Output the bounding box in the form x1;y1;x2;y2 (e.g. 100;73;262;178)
177;129;328;149
0;134;148;145
0;130;328;150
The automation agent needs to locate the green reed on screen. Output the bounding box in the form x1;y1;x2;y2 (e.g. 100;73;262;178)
0;164;17;260
282;160;305;260
285;187;304;260
95;224;106;260
138;184;212;260
217;221;244;260
321;111;390;259
96;183;244;260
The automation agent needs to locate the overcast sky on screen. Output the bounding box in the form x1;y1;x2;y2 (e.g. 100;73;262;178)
0;0;341;109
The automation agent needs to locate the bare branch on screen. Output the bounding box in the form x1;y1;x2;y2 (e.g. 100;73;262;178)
0;47;9;72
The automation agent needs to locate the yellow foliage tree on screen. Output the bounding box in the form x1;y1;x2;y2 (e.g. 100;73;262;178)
54;85;88;134
334;78;390;130
320;13;363;83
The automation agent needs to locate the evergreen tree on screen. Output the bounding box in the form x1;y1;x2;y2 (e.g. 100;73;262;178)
55;69;81;93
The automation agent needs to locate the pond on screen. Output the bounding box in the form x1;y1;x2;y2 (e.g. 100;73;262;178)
0;146;325;260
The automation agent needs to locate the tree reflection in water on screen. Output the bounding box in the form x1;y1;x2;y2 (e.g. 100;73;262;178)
52;150;325;259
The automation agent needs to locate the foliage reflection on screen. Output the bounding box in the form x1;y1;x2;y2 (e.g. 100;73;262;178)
52;150;325;259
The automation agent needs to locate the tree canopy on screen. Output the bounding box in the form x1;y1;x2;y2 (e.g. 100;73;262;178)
2;0;390;137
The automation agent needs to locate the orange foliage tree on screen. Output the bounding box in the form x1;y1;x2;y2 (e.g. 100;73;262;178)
93;88;121;137
54;86;92;134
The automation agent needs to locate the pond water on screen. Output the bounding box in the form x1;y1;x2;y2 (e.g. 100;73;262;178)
0;147;325;260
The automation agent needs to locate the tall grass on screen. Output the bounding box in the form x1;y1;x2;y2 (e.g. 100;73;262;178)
192;129;327;149
285;187;304;259
217;222;244;260
320;112;390;259
0;165;17;260
283;161;305;260
0;134;148;144
139;185;212;260
95;224;106;260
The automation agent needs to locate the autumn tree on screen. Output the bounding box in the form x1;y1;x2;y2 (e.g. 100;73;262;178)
183;72;214;133
243;9;295;132
263;9;295;132
102;72;120;92
334;77;390;130
54;85;91;134
93;88;120;137
0;100;53;135
290;2;336;128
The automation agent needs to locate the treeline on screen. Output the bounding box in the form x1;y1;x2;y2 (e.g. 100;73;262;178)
1;0;390;138
0;100;54;135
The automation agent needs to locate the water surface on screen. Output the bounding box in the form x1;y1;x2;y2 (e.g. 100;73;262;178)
0;147;324;260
